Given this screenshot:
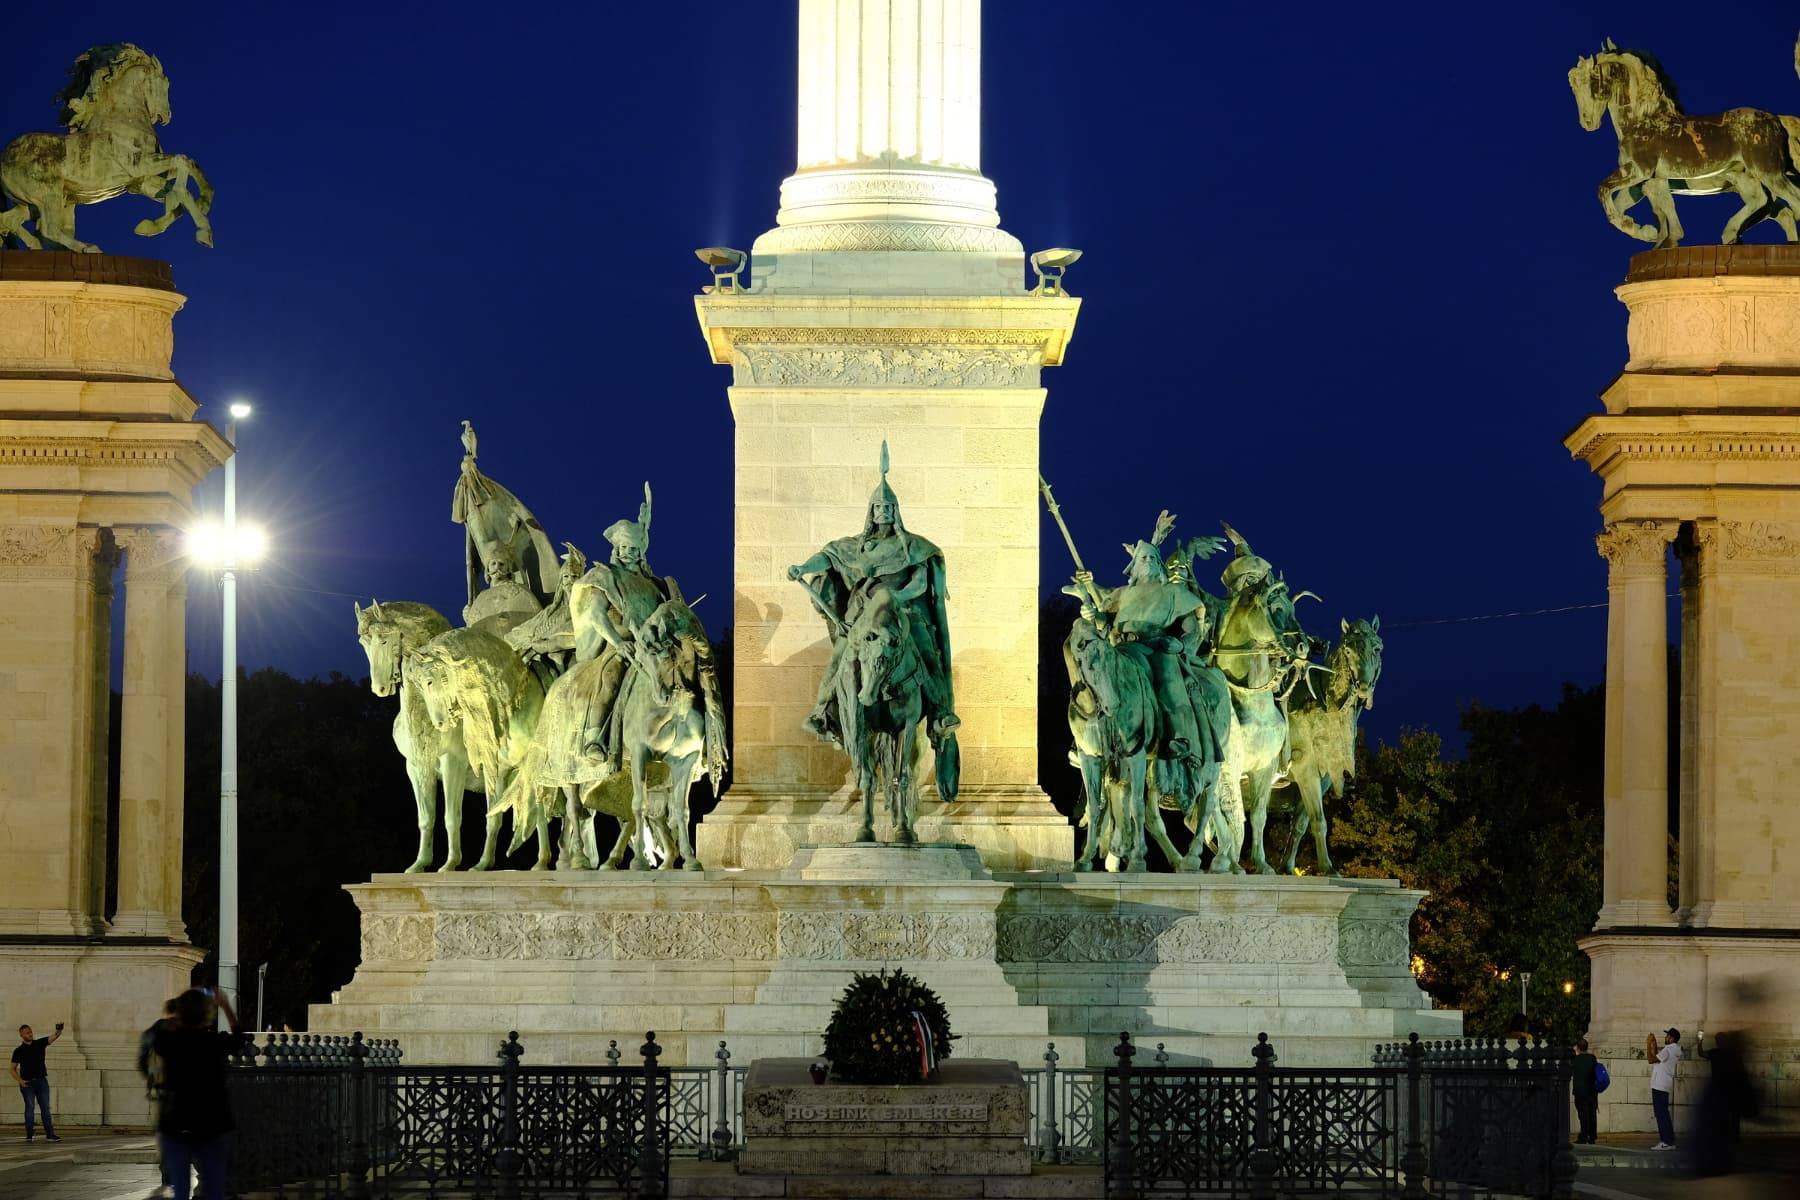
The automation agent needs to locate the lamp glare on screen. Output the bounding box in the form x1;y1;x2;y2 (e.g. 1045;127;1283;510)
228;402;253;419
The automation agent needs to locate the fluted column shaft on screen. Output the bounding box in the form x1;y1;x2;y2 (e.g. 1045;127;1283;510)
798;0;981;171
113;528;188;939
1595;520;1677;928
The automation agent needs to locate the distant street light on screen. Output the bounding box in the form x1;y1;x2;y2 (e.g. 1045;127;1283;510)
1520;971;1533;1020
186;400;265;1025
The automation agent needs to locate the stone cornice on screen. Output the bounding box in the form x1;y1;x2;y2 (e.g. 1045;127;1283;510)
0;418;231;490
694;294;1081;368
1565;413;1800;469
1596;520;1676;567
0;378;198;420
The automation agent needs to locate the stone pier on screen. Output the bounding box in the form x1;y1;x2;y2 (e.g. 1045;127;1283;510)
0;252;226;1125
693;0;1079;869
1567;244;1800;1133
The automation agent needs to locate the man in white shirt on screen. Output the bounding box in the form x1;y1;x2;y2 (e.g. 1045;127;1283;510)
1644;1027;1684;1149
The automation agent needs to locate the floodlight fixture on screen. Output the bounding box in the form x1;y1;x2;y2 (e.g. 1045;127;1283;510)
1029;247;1082;296
185;518;267;567
228;401;253;420
696;246;748;294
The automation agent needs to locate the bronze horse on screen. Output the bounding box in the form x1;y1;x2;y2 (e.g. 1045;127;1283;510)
1570;41;1800;247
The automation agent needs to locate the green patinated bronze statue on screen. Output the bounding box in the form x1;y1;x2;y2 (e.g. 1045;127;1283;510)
789;443;960;842
1;44;214;252
1569;37;1800;248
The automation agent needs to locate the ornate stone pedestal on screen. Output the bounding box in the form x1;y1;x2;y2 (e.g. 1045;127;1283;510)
739;1058;1030;1177
312;871;1456;1068
0;251;223;1125
1567;243;1800;1133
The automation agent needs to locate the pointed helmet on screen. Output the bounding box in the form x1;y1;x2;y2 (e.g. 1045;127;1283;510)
863;440;906;533
1219;521;1272;592
604;482;654;555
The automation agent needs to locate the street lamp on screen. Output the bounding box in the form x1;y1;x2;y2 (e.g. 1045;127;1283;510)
186;400;266;1025
1520;971;1533;1021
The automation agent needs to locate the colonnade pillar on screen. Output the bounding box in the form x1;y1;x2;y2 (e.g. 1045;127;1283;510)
1594;519;1676;929
112;527;189;940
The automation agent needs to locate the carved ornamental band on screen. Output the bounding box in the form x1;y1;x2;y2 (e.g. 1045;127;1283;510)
115;527;188;587
1595;520;1676;567
1695;520;1800;562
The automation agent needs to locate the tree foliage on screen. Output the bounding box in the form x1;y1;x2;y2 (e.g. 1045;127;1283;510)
1332;685;1604;1039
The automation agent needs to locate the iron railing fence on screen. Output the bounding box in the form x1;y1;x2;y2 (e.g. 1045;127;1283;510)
1101;1033;1577;1200
227;1032;672;1199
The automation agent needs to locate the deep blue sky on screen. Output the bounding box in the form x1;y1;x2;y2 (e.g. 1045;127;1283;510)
10;3;1796;747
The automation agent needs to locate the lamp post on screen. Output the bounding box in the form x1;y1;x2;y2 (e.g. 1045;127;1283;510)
188;401;266;1025
1520;971;1533;1021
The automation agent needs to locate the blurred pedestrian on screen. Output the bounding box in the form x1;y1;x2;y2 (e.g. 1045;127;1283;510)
153;989;247;1200
1694;1029;1759;1176
1645;1027;1683;1150
138;999;179;1199
10;1020;65;1142
1570;1037;1600;1144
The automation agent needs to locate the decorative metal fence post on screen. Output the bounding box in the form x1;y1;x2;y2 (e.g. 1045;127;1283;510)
709;1040;734;1161
1107;1032;1136;1198
1040;1042;1061;1164
1248;1033;1277;1200
496;1032;523;1200
1550;1040;1578;1199
1401;1033;1427;1200
343;1031;371;1200
637;1032;665;1200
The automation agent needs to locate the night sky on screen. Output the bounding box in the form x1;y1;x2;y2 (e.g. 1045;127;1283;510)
9;2;1796;748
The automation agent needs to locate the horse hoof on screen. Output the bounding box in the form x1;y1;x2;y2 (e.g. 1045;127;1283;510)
196;229;214;248
472;859;494;872
896;829;918;846
404;861;428;875
683;860;704;873
1126;860;1148;874
1074;861;1093;873
437;862;461;874
855;828;875;844
597;862;617;872
1230;863;1246;875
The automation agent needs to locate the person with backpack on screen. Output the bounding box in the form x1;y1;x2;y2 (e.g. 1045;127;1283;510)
1571;1037;1606;1144
137;999;178;1199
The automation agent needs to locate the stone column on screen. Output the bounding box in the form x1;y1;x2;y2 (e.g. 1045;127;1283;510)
1594;520;1676;928
1676;537;1699;920
113;528;188;940
0;525;113;935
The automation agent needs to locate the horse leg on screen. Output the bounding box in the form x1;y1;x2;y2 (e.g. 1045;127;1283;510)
895;724;920;845
1245;765;1278;874
1123;753;1149;872
438;751;469;871
404;755;437;873
597;815;632;871
1074;753;1105;871
1207;772;1239;874
0;197;42;249
1720;175;1771;245
1761;174;1800;244
473;772;504;871
133;165;184;237
1598;167;1658;243
1641;178;1684;248
1144;795;1185;873
531;811;553;871
669;754;705;871
629;747;654;871
36;194;98;254
556;785;590;869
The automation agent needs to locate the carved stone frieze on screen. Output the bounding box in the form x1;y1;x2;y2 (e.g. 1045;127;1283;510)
1695;520;1800;562
361;914;433;963
116;526;187;586
841;912;995;960
612;912;776;961
1337;920;1412;968
0;524;113;583
997;913;1335;965
754;221;1016;255
777;910;845;960
1595;520;1676;568
738;344;1040;388
1624;285;1800;371
725;327;1050;348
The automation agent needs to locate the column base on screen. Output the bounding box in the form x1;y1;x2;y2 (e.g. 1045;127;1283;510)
1687;899;1800;928
1593;900;1676;930
107;909;189;941
696;787;1073;871
0;909;105;937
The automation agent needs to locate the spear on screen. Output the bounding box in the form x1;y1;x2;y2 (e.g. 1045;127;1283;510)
1039;474;1105;610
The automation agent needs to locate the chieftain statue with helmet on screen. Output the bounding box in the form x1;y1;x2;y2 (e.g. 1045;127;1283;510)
788;444;961;842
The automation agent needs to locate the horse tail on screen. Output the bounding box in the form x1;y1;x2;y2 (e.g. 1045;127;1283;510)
1782;115;1800;174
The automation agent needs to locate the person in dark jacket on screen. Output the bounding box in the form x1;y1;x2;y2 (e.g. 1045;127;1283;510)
152;989;246;1200
1694;1030;1758;1176
138;998;178;1197
1570;1038;1600;1144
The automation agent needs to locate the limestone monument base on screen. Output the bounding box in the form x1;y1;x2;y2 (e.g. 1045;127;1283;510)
1568;245;1800;1133
311;862;1457;1068
0;252;224;1125
739;1057;1030;1177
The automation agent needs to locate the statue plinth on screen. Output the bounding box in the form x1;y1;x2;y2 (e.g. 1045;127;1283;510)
782;842;989;881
